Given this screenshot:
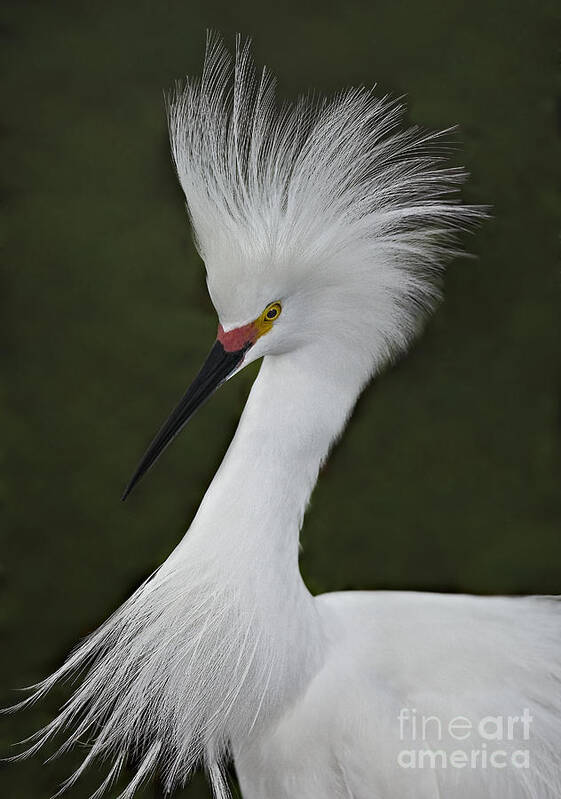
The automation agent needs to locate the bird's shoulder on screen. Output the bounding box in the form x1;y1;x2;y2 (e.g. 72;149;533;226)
315;590;561;691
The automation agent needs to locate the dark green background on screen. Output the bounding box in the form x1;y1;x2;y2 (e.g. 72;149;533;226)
2;1;560;797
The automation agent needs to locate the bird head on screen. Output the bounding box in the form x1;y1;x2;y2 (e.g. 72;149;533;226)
122;34;481;499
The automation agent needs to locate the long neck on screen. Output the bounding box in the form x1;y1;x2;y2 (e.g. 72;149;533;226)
176;344;366;693
186;344;363;585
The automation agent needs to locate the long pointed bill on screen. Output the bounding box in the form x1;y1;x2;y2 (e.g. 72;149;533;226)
122;338;252;500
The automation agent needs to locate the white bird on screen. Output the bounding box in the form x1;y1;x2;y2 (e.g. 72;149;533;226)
8;34;561;799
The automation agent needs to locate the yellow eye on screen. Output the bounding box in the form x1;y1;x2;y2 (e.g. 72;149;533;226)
263;302;281;322
254;302;282;340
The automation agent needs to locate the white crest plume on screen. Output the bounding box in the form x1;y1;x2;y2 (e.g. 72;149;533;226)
168;34;480;355
5;34;483;799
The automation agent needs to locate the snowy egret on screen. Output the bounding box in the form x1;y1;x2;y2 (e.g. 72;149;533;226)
8;34;561;799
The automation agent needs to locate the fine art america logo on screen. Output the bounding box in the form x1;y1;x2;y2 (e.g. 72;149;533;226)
397;708;533;770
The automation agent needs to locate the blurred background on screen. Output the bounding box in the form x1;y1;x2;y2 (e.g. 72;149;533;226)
2;1;560;796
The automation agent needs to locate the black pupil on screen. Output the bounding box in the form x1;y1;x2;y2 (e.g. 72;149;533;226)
267;309;277;319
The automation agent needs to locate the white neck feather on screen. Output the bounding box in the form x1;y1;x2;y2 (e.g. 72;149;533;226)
187;344;361;575
27;344;365;798
170;342;366;708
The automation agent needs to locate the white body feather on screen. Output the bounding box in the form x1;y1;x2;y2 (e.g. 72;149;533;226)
9;35;561;799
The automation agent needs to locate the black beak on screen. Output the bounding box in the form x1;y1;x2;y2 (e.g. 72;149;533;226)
122;340;250;500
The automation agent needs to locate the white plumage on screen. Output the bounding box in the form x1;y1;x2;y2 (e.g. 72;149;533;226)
8;34;561;799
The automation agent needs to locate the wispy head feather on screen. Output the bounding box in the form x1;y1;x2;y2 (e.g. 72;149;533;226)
167;33;483;362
